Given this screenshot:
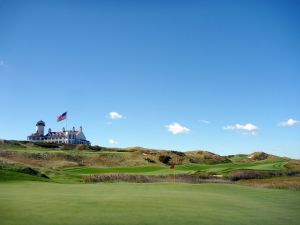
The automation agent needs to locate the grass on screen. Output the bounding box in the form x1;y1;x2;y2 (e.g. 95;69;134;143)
64;165;166;175
0;170;47;182
63;166;190;176
239;177;300;190
1;142;299;224
177;161;287;172
0;181;300;225
245;161;287;170
63;161;289;177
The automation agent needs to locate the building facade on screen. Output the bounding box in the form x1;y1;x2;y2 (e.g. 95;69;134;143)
27;120;90;145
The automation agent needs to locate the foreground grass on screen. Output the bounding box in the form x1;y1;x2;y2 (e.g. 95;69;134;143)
0;182;300;225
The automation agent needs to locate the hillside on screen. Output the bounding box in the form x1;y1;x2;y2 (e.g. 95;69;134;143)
0;140;288;167
0;140;299;185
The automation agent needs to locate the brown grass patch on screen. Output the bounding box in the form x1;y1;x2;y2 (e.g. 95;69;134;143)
239;177;300;190
84;173;231;184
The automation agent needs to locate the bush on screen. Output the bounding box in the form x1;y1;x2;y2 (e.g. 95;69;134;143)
16;167;49;179
249;152;269;160
170;151;185;157
193;172;215;179
84;174;151;183
17;167;39;176
76;144;89;151
34;142;60;148
145;158;156;163
228;170;286;181
84;173;229;184
0;140;26;148
159;155;172;165
89;145;103;151
61;144;77;150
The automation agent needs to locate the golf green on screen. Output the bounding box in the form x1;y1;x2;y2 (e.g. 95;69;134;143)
0;182;299;225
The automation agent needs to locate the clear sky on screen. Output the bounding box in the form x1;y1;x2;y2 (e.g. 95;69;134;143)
1;0;299;158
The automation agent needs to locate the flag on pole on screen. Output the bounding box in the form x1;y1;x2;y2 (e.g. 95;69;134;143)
170;165;175;170
57;112;67;122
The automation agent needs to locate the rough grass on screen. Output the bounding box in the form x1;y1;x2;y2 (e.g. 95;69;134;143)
239;177;300;190
83;173;229;184
227;169;293;181
0;182;300;225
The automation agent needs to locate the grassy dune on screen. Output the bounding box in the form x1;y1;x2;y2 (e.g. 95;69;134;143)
0;141;299;188
0;182;300;225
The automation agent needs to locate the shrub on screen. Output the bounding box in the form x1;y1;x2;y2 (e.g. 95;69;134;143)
249;152;269;160
170;151;185;157
158;155;172;165
89;145;103;151
61;144;77;150
84;174;151;183
228;170;286;181
16;167;49;179
193;172;210;179
145;158;156;163
17;167;39;176
76;144;89;151
84;173;229;184
34;142;59;148
0;140;26;148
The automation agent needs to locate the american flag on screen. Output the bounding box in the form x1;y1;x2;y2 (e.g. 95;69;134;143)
57;112;67;122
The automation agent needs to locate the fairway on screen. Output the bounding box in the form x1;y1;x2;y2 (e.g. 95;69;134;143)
0;182;299;225
63;161;288;176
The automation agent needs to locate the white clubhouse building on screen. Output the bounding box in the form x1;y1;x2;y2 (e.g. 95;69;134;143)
27;120;90;145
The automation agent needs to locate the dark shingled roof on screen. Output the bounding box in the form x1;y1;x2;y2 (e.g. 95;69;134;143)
36;120;45;126
45;132;67;138
28;132;44;137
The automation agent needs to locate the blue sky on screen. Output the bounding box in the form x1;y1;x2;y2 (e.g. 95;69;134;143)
0;0;299;158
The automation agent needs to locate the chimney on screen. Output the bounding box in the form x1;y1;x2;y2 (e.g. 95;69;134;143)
62;127;65;132
48;128;52;133
80;126;82;132
72;126;75;132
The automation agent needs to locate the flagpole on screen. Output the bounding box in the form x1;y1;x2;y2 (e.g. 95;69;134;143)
174;168;176;184
66;116;68;131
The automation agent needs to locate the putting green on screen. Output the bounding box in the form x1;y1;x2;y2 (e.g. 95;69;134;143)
0;182;299;225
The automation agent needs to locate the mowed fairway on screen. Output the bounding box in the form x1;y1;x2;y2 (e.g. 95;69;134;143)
63;161;288;176
0;182;300;225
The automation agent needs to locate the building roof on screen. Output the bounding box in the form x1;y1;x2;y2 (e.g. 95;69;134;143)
36;120;45;126
28;132;44;137
45;132;67;138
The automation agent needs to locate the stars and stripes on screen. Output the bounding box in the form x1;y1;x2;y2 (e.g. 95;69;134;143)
57;112;67;122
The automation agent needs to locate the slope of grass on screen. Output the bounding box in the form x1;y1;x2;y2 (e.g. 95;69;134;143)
63;161;289;177
177;161;288;173
0;170;47;182
0;182;299;225
246;161;287;170
64;166;166;175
